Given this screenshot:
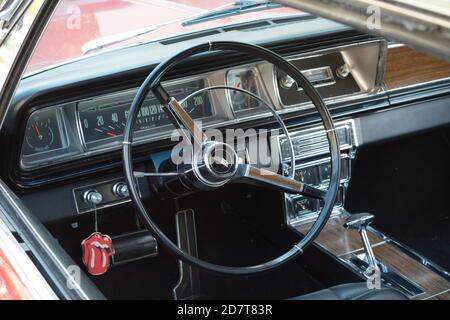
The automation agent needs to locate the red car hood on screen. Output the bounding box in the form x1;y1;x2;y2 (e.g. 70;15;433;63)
26;0;302;73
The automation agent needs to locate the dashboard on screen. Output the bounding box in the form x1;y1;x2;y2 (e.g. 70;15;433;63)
4;23;449;224
19;40;381;171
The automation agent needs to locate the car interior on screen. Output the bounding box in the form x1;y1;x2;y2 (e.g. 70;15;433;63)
0;1;449;300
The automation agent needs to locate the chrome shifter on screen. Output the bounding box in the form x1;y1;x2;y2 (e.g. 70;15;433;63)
344;213;380;274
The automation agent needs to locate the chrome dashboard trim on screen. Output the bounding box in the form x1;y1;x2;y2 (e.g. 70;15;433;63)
279;119;358;226
20;40;380;171
278;119;358;162
224;65;271;118
72;177;133;215
74;99;88;152
272;39;383;110
273;63;339;108
20;106;76;170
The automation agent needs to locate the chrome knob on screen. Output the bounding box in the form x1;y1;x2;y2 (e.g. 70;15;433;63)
112;182;129;198
83;190;103;205
336;64;351;79
279;75;296;89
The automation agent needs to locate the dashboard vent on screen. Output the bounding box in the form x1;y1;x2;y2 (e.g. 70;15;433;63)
272;15;317;25
222;21;271;32
279;121;355;161
160;30;221;45
160;15;318;46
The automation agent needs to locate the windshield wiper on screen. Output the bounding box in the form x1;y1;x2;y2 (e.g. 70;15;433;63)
182;1;281;26
82;24;163;55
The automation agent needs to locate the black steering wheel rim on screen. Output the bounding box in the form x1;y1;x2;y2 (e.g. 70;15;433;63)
123;41;341;275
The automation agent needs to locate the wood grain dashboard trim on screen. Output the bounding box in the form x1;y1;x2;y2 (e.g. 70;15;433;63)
384;46;450;90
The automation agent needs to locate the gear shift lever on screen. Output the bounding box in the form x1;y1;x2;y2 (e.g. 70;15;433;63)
344;213;380;274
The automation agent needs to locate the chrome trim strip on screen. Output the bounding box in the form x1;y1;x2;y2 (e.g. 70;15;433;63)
368;226;450;282
386;76;450;93
424;289;449;300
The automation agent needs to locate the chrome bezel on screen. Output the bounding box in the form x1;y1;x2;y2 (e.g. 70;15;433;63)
272;40;382;110
76;75;216;152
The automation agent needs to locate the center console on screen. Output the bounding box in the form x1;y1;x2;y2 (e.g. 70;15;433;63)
278;120;450;300
278;119;358;226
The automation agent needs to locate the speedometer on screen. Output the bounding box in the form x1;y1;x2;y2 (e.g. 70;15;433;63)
79;103;128;143
78;79;212;149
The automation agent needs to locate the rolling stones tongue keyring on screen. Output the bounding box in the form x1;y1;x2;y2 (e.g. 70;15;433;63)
81;195;114;276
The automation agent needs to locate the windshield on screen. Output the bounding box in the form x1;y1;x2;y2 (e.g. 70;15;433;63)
25;0;302;73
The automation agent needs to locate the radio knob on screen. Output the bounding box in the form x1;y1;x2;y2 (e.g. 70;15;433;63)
336;64;351;79
83;190;103;205
112;182;129;198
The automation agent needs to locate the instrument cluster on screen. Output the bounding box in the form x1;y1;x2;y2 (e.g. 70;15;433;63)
77;78;212;150
20;68;268;170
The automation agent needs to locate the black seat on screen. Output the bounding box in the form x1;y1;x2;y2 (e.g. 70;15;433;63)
291;283;408;300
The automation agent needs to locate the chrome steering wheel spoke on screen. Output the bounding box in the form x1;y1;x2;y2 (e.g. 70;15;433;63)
153;83;207;147
134;171;181;178
236;164;326;200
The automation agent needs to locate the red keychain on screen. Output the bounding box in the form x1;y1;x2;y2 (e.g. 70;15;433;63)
81;194;114;276
82;232;114;276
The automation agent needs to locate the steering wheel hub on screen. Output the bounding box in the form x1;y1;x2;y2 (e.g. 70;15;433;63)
192;141;239;188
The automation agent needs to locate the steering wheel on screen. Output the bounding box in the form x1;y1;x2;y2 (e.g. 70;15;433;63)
123;41;340;274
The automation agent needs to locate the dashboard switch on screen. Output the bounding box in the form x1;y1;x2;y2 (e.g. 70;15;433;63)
83;190;103;205
112;182;129;198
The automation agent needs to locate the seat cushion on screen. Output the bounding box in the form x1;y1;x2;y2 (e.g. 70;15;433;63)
291;283;408;300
